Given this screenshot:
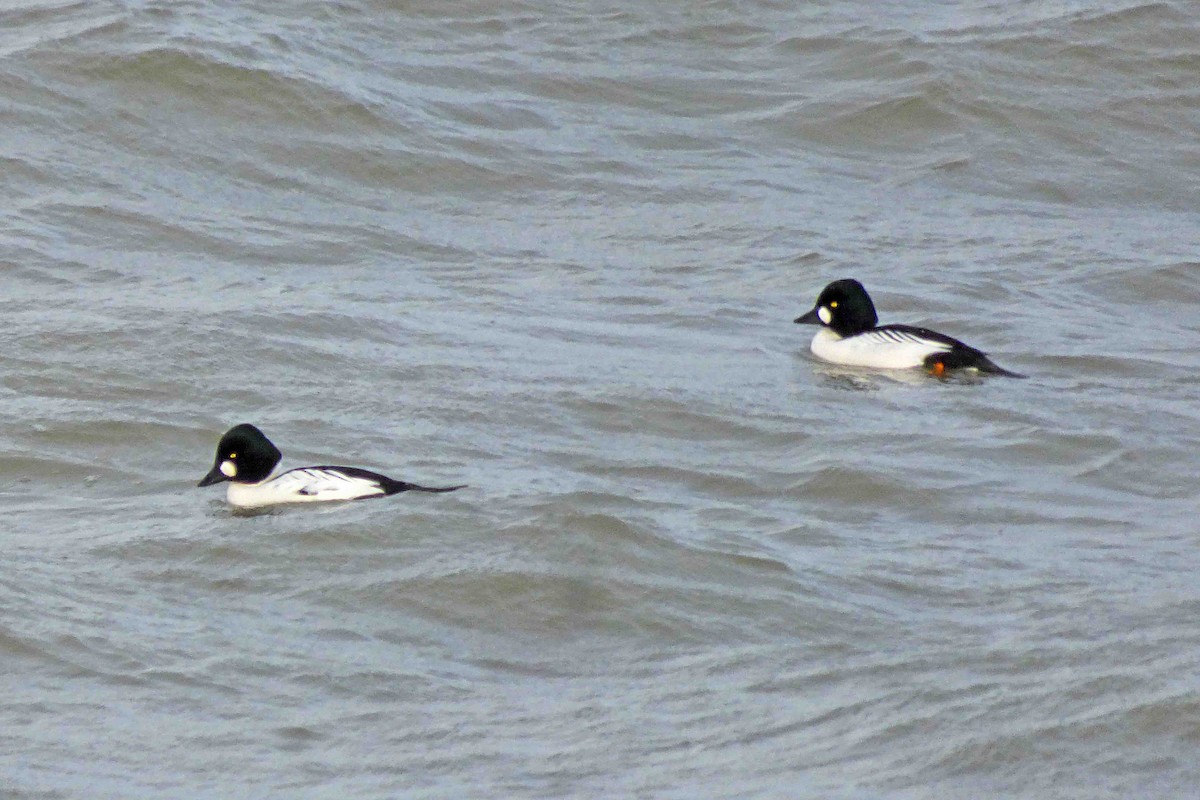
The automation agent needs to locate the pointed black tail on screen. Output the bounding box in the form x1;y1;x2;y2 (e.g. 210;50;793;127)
976;356;1027;379
382;480;466;496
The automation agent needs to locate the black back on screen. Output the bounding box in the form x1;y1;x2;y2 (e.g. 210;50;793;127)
307;465;466;496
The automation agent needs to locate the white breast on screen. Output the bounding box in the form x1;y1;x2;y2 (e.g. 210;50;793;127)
226;468;386;509
810;328;949;369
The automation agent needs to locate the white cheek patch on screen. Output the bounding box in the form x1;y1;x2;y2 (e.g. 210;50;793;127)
817;306;832;325
219;460;237;478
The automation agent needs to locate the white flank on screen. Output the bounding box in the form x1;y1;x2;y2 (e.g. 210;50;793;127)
810;328;950;369
226;468;386;509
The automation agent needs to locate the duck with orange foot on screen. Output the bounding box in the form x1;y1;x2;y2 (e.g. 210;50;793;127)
794;279;1025;378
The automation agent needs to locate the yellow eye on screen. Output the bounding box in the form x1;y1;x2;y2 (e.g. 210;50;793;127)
229;452;237;459
830;301;838;308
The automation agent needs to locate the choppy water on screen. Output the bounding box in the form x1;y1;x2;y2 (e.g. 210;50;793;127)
3;1;1200;797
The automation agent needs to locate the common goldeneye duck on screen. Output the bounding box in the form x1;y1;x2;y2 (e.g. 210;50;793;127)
197;423;465;509
794;278;1025;377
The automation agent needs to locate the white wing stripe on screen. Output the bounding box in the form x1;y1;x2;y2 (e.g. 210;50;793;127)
866;329;950;349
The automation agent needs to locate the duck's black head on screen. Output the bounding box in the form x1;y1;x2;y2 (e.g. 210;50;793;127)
794;278;879;337
198;423;282;487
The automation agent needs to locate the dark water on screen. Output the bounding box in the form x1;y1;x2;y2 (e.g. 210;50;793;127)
2;1;1199;797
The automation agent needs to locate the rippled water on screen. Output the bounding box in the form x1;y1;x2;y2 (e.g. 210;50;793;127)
3;1;1200;797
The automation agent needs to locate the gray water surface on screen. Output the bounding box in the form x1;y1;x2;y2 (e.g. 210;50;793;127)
2;1;1200;798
